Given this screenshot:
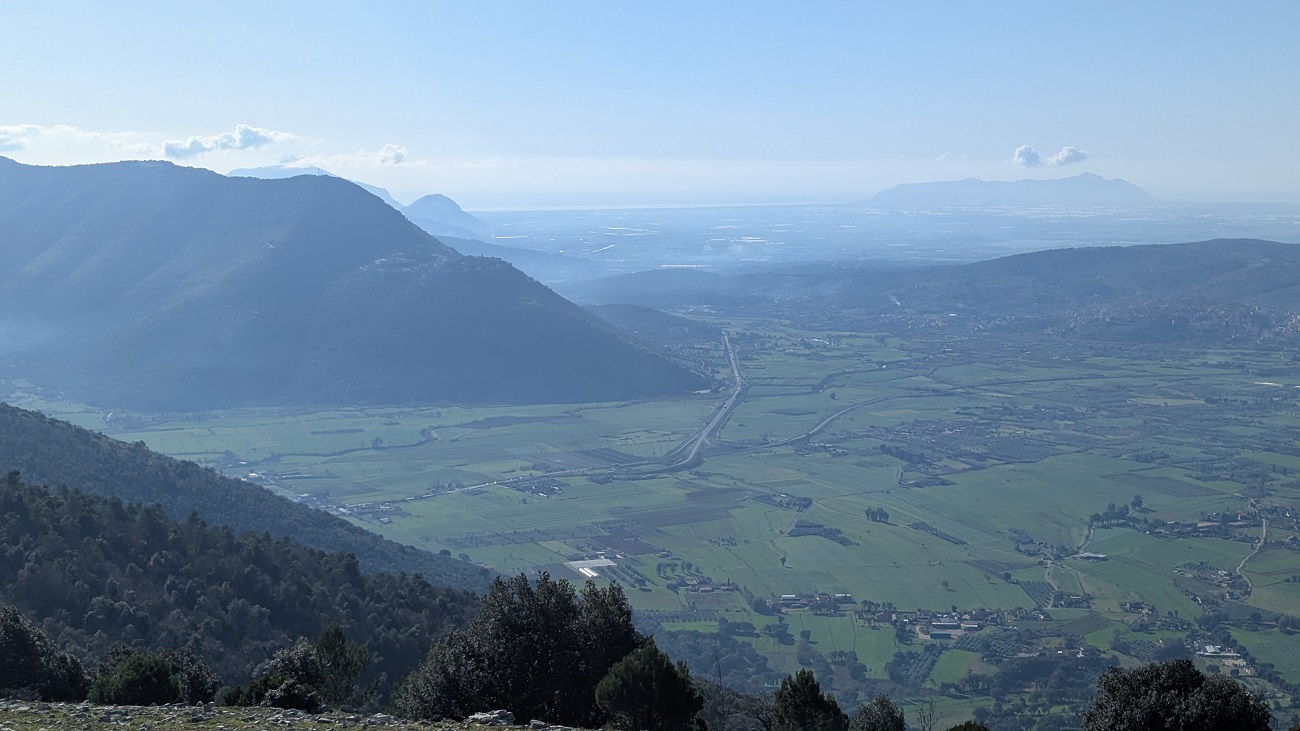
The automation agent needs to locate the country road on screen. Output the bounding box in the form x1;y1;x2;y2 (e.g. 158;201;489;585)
1235;514;1268;594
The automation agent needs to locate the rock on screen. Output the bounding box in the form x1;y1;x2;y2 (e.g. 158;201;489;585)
529;720;548;729
467;709;516;726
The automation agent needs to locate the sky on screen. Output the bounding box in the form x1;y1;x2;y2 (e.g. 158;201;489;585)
3;1;1299;210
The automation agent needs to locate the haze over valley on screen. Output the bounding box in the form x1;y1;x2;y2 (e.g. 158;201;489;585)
4;4;1300;730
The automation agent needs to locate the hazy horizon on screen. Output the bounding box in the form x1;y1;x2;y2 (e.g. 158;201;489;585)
4;2;1300;210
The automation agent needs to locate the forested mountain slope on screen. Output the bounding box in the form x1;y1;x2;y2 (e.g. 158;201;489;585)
0;157;706;410
0;474;479;690
0;403;489;589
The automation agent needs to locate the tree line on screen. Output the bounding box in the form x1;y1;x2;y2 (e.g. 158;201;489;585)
0;473;477;697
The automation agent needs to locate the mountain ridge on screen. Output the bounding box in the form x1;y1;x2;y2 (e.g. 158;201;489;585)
0;157;707;410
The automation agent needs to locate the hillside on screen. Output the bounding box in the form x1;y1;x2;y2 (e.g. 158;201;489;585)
0;476;478;689
824;238;1299;307
0;403;490;589
868;172;1154;208
568;239;1300;345
0;157;707;410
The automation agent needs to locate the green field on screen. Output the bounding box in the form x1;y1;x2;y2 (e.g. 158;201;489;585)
20;314;1300;711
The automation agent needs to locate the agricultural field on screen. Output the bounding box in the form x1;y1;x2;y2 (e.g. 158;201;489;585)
20;314;1300;712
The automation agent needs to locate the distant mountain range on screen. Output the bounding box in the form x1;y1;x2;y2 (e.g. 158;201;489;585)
868;173;1154;208
0;157;707;410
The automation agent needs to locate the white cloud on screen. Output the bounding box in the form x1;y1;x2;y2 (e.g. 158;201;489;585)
0;124;40;151
0;123;153;154
375;143;407;165
1014;144;1089;168
290;143;425;171
162;124;299;159
1012;145;1042;167
1047;145;1088;166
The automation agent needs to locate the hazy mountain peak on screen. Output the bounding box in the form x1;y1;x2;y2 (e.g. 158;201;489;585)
403;193;489;239
869;173;1154;208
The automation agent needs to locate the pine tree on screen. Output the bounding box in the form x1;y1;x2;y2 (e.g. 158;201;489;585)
771;669;847;731
595;639;704;731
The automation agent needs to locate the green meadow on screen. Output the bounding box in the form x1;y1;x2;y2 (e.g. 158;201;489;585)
42;316;1300;702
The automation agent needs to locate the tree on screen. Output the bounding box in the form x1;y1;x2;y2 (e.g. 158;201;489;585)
223;625;368;710
770;669;847;731
89;652;181;706
0;598;88;702
1083;658;1271;731
944;723;990;731
94;646;220;705
595;639;704;731
849;694;905;731
395;573;642;726
0;602;88;701
314;625;370;708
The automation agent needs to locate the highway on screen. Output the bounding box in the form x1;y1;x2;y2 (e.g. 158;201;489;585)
661;331;746;467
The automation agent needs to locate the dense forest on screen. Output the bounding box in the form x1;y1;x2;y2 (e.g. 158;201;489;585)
0;473;478;694
0;403;490;588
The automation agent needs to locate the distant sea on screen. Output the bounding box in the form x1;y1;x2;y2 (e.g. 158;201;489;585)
476;203;1300;276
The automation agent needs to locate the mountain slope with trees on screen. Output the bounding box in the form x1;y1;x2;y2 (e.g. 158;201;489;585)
0;157;706;410
0;403;489;588
0;474;478;694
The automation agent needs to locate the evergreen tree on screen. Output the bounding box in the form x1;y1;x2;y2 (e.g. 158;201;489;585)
771;669;847;731
849;694;905;731
223;626;369;710
595;639;704;731
1083;658;1270;731
395;573;642;725
314;624;371;708
89;652;182;706
91;646;220;705
0;602;88;701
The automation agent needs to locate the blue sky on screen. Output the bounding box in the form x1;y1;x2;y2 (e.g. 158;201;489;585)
3;1;1299;209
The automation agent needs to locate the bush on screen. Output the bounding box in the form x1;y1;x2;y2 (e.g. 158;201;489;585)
222;625;368;711
89;652;181;706
90;646;220;705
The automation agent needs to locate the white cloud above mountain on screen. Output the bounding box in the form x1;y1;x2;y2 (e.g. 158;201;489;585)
162;124;299;159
